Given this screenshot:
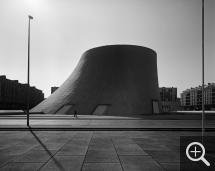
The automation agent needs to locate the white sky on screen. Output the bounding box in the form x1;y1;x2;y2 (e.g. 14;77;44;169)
0;0;214;98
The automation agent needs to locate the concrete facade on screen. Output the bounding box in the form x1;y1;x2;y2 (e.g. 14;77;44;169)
31;45;162;115
161;98;182;113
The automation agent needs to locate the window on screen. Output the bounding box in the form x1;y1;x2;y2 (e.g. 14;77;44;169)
55;105;73;114
92;105;109;115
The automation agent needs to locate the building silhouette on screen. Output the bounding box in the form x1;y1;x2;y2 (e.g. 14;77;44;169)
0;75;44;110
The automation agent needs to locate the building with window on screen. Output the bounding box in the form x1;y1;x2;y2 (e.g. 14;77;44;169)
159;87;181;112
0;75;44;110
159;87;177;102
180;83;215;110
31;45;163;115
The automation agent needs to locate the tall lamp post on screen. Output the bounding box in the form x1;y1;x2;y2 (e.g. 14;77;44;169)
27;15;33;126
202;0;205;137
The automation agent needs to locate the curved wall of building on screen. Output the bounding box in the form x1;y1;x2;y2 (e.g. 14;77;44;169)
31;45;162;114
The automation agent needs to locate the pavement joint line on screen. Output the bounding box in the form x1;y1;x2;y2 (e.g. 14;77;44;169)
109;131;124;170
0;130;68;169
0;134;37;153
0;131;47;151
0;131;58;169
79;131;93;171
36;130;78;171
0;131;214;170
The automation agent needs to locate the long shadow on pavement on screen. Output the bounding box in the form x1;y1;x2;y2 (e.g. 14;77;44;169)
28;126;66;171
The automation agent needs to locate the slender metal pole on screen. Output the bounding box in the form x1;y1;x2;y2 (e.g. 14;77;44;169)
202;0;205;137
27;17;30;126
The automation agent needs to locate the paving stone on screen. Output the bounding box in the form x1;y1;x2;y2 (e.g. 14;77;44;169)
110;135;128;139
39;156;84;171
93;131;109;135
166;136;180;141
145;135;168;139
161;162;209;171
159;163;180;171
125;132;148;138
93;131;109;134
72;137;92;141
90;141;113;147
85;150;119;163
131;138;159;145
92;134;110;138
166;146;180;153
66;139;90;146
111;136;131;141
0;145;12;151
0;146;35;155
22;132;56;142
90;138;112;143
112;140;137;146
33;143;65;150
145;150;182;163
45;138;71;143
0;155;18;167
139;144;171;151
115;144;148;155
73;132;93;140
88;143;115;151
56;145;88;155
109;131;126;136
0;140;23;147
0;162;44;171
38;131;64;134
59;132;78;137
14;150;56;163
82;163;123;171
17;139;42;146
119;155;164;171
154;139;180;146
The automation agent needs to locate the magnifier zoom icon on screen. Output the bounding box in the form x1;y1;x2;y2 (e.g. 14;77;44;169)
186;142;210;166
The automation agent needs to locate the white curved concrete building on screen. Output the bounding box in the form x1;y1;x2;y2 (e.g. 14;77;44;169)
31;45;162;115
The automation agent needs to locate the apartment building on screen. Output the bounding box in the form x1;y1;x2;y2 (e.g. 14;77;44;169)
0;75;44;110
159;87;181;112
180;83;215;110
159;87;177;102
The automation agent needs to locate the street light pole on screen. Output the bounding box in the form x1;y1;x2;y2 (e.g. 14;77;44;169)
27;15;33;126
202;0;205;137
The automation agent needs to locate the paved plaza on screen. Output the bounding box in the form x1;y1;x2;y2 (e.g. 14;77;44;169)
0;114;215;170
0;130;214;171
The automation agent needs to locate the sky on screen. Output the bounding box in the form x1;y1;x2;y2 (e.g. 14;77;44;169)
0;0;214;98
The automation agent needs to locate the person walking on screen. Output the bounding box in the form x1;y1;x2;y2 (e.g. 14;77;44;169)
74;110;77;117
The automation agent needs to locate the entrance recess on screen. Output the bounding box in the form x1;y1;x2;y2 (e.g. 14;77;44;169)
92;105;109;115
55;105;73;114
152;101;159;114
